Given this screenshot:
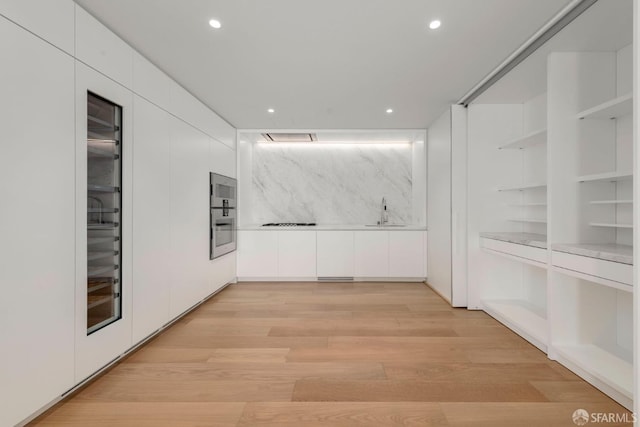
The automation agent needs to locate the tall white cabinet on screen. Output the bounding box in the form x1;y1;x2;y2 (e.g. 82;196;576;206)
0;3;238;425
0;15;76;427
465;0;635;411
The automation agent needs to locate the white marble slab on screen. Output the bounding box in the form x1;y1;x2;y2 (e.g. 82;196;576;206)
251;144;412;224
552;243;633;265
480;232;547;249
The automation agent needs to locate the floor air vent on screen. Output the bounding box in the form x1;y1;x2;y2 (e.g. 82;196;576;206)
317;277;354;282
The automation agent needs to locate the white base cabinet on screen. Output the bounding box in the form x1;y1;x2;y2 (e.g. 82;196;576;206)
354;231;389;277
389;231;426;278
238;229;427;281
317;231;356;277
278;231;317;277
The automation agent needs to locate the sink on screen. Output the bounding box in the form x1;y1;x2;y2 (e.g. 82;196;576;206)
365;224;407;227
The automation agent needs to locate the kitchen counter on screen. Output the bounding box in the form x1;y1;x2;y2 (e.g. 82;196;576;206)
552;243;633;265
239;224;428;231
480;231;547;249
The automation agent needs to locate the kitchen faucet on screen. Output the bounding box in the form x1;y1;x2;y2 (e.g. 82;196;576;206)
379;196;388;226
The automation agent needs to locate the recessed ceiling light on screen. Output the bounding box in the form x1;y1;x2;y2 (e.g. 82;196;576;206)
209;19;221;29
429;20;441;30
267;108;275;113
386;108;393;114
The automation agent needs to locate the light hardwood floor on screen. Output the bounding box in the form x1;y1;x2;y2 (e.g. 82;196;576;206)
32;282;631;426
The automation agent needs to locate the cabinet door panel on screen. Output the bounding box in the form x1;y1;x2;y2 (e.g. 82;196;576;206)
237;231;278;277
389;231;425;277
169;118;211;317
0;0;75;54
75;6;133;88
354;231;389;277
132;96;171;343
317;231;354;277
279;231;316;277
0;19;75;427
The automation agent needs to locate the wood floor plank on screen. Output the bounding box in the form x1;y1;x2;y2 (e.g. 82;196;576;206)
440;402;632;427
236;402;449;427
31;282;628;427
108;362;386;381
292;380;549;402
383;363;571;383
76;377;295;402
529;381;619;403
31;402;245;427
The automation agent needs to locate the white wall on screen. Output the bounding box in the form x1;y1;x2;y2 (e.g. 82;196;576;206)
0;4;237;425
427;108;452;302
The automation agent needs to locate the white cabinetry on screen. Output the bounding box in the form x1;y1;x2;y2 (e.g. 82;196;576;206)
169;118;212;317
464;7;634;410
237;231;279;278
75;6;133;88
74;63;134;382
316;231;355;278
211;137;237;178
0;18;75;427
354;231;389;277
132;52;173;112
0;0;75;55
389;231;426;278
278;231;317;277
131;95;171;343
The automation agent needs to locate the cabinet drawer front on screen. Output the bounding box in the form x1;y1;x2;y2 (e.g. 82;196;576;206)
552;251;632;285
481;238;546;263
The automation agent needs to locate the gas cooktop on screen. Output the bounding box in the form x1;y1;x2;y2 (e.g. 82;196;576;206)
262;222;317;227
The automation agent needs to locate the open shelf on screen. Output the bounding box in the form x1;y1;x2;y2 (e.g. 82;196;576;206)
482;299;547;351
87;277;117;293
497;182;547;192
88;145;119;159
87;264;119;278
87;294;113;310
87;251;119;262
554;344;633;409
577;171;633;183
498;128;547;150
507;218;547;224
589;199;633;205
589;223;633;229
88;184;120;193
575;93;632;120
87;236;119;246
87;222;119;230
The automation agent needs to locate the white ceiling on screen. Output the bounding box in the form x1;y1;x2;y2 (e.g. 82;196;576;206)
475;0;633;103
74;0;572;129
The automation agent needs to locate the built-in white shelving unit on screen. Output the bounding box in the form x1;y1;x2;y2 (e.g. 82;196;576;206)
497;128;547;150
577;171;633;183
467;3;634;410
575;92;632;120
589;199;633;205
497;183;547;192
481;299;547;351
589;222;633;229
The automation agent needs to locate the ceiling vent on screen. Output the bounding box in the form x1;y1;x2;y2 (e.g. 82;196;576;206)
261;132;318;142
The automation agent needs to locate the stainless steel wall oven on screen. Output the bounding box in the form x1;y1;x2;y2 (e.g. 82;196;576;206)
210;173;237;259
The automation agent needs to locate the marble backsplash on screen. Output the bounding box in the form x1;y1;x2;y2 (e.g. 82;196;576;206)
251;144;413;224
